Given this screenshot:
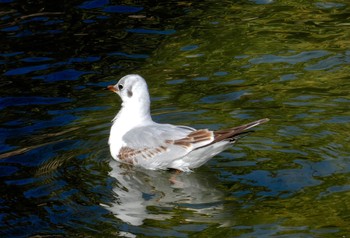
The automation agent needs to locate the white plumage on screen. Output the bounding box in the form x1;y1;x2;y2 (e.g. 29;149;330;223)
108;74;268;172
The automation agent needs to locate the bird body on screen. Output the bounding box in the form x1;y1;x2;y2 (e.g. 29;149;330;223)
108;74;268;172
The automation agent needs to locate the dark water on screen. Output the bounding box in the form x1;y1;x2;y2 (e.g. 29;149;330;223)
1;0;350;237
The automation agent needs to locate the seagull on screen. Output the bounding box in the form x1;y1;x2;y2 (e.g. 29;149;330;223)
107;74;268;172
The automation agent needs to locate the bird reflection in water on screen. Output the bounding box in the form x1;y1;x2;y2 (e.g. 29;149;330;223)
102;160;228;226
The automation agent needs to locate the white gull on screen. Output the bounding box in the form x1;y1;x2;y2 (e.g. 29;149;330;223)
107;74;268;172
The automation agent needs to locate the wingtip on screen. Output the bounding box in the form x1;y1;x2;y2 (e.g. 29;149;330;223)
243;118;269;131
259;118;270;124
254;118;270;126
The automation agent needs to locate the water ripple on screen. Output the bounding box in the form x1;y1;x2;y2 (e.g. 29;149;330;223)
250;50;330;65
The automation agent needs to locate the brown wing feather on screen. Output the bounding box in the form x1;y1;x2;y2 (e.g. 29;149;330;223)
118;146;168;164
172;129;213;148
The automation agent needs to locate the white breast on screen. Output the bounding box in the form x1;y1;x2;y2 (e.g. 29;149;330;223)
108;102;153;160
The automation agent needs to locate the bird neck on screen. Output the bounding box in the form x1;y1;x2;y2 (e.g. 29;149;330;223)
113;97;152;127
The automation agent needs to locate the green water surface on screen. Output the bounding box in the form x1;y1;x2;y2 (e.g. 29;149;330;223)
1;0;350;237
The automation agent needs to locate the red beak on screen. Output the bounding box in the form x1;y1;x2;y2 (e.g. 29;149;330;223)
107;85;117;92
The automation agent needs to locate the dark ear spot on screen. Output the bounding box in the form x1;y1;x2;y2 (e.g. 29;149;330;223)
127;89;133;97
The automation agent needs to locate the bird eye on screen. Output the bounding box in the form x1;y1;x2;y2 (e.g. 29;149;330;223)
118;84;124;90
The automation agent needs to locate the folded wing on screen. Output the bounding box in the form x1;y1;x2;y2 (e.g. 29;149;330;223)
118;124;214;170
118;118;269;170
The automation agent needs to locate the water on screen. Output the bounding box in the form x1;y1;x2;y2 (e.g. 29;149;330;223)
1;0;350;237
